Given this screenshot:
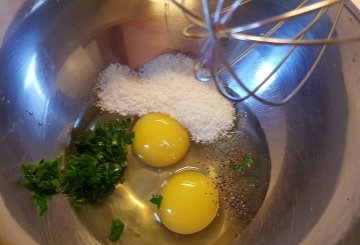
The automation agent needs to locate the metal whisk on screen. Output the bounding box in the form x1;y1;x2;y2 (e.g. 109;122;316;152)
170;0;360;105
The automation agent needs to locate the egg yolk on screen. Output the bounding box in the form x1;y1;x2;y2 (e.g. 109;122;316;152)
159;171;219;234
132;113;190;167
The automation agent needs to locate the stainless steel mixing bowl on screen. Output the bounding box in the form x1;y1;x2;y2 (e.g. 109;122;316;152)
1;0;360;244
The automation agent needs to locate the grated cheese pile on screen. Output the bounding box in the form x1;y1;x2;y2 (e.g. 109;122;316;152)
96;53;235;143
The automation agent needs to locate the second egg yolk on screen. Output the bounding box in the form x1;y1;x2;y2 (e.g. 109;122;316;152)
159;171;219;234
132;113;190;167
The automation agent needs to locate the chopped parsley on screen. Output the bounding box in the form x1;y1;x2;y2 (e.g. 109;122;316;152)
61;120;134;206
150;194;163;209
108;219;125;242
20;156;61;215
229;153;254;172
20;119;134;214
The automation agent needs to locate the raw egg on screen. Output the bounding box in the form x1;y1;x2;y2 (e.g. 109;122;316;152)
132;113;190;167
159;171;219;234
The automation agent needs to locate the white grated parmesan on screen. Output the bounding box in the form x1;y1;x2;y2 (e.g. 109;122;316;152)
96;53;235;143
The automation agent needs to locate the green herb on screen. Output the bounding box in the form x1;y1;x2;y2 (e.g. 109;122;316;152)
108;219;125;242
150;194;163;209
61;119;134;206
242;153;254;167
20;156;61;215
229;153;254;172
20;119;134;214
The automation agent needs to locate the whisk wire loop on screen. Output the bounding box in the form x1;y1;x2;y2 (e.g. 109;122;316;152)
171;0;360;105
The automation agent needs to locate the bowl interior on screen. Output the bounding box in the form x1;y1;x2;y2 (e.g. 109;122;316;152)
1;0;360;244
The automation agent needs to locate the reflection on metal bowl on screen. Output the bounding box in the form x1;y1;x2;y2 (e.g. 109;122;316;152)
0;0;360;244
